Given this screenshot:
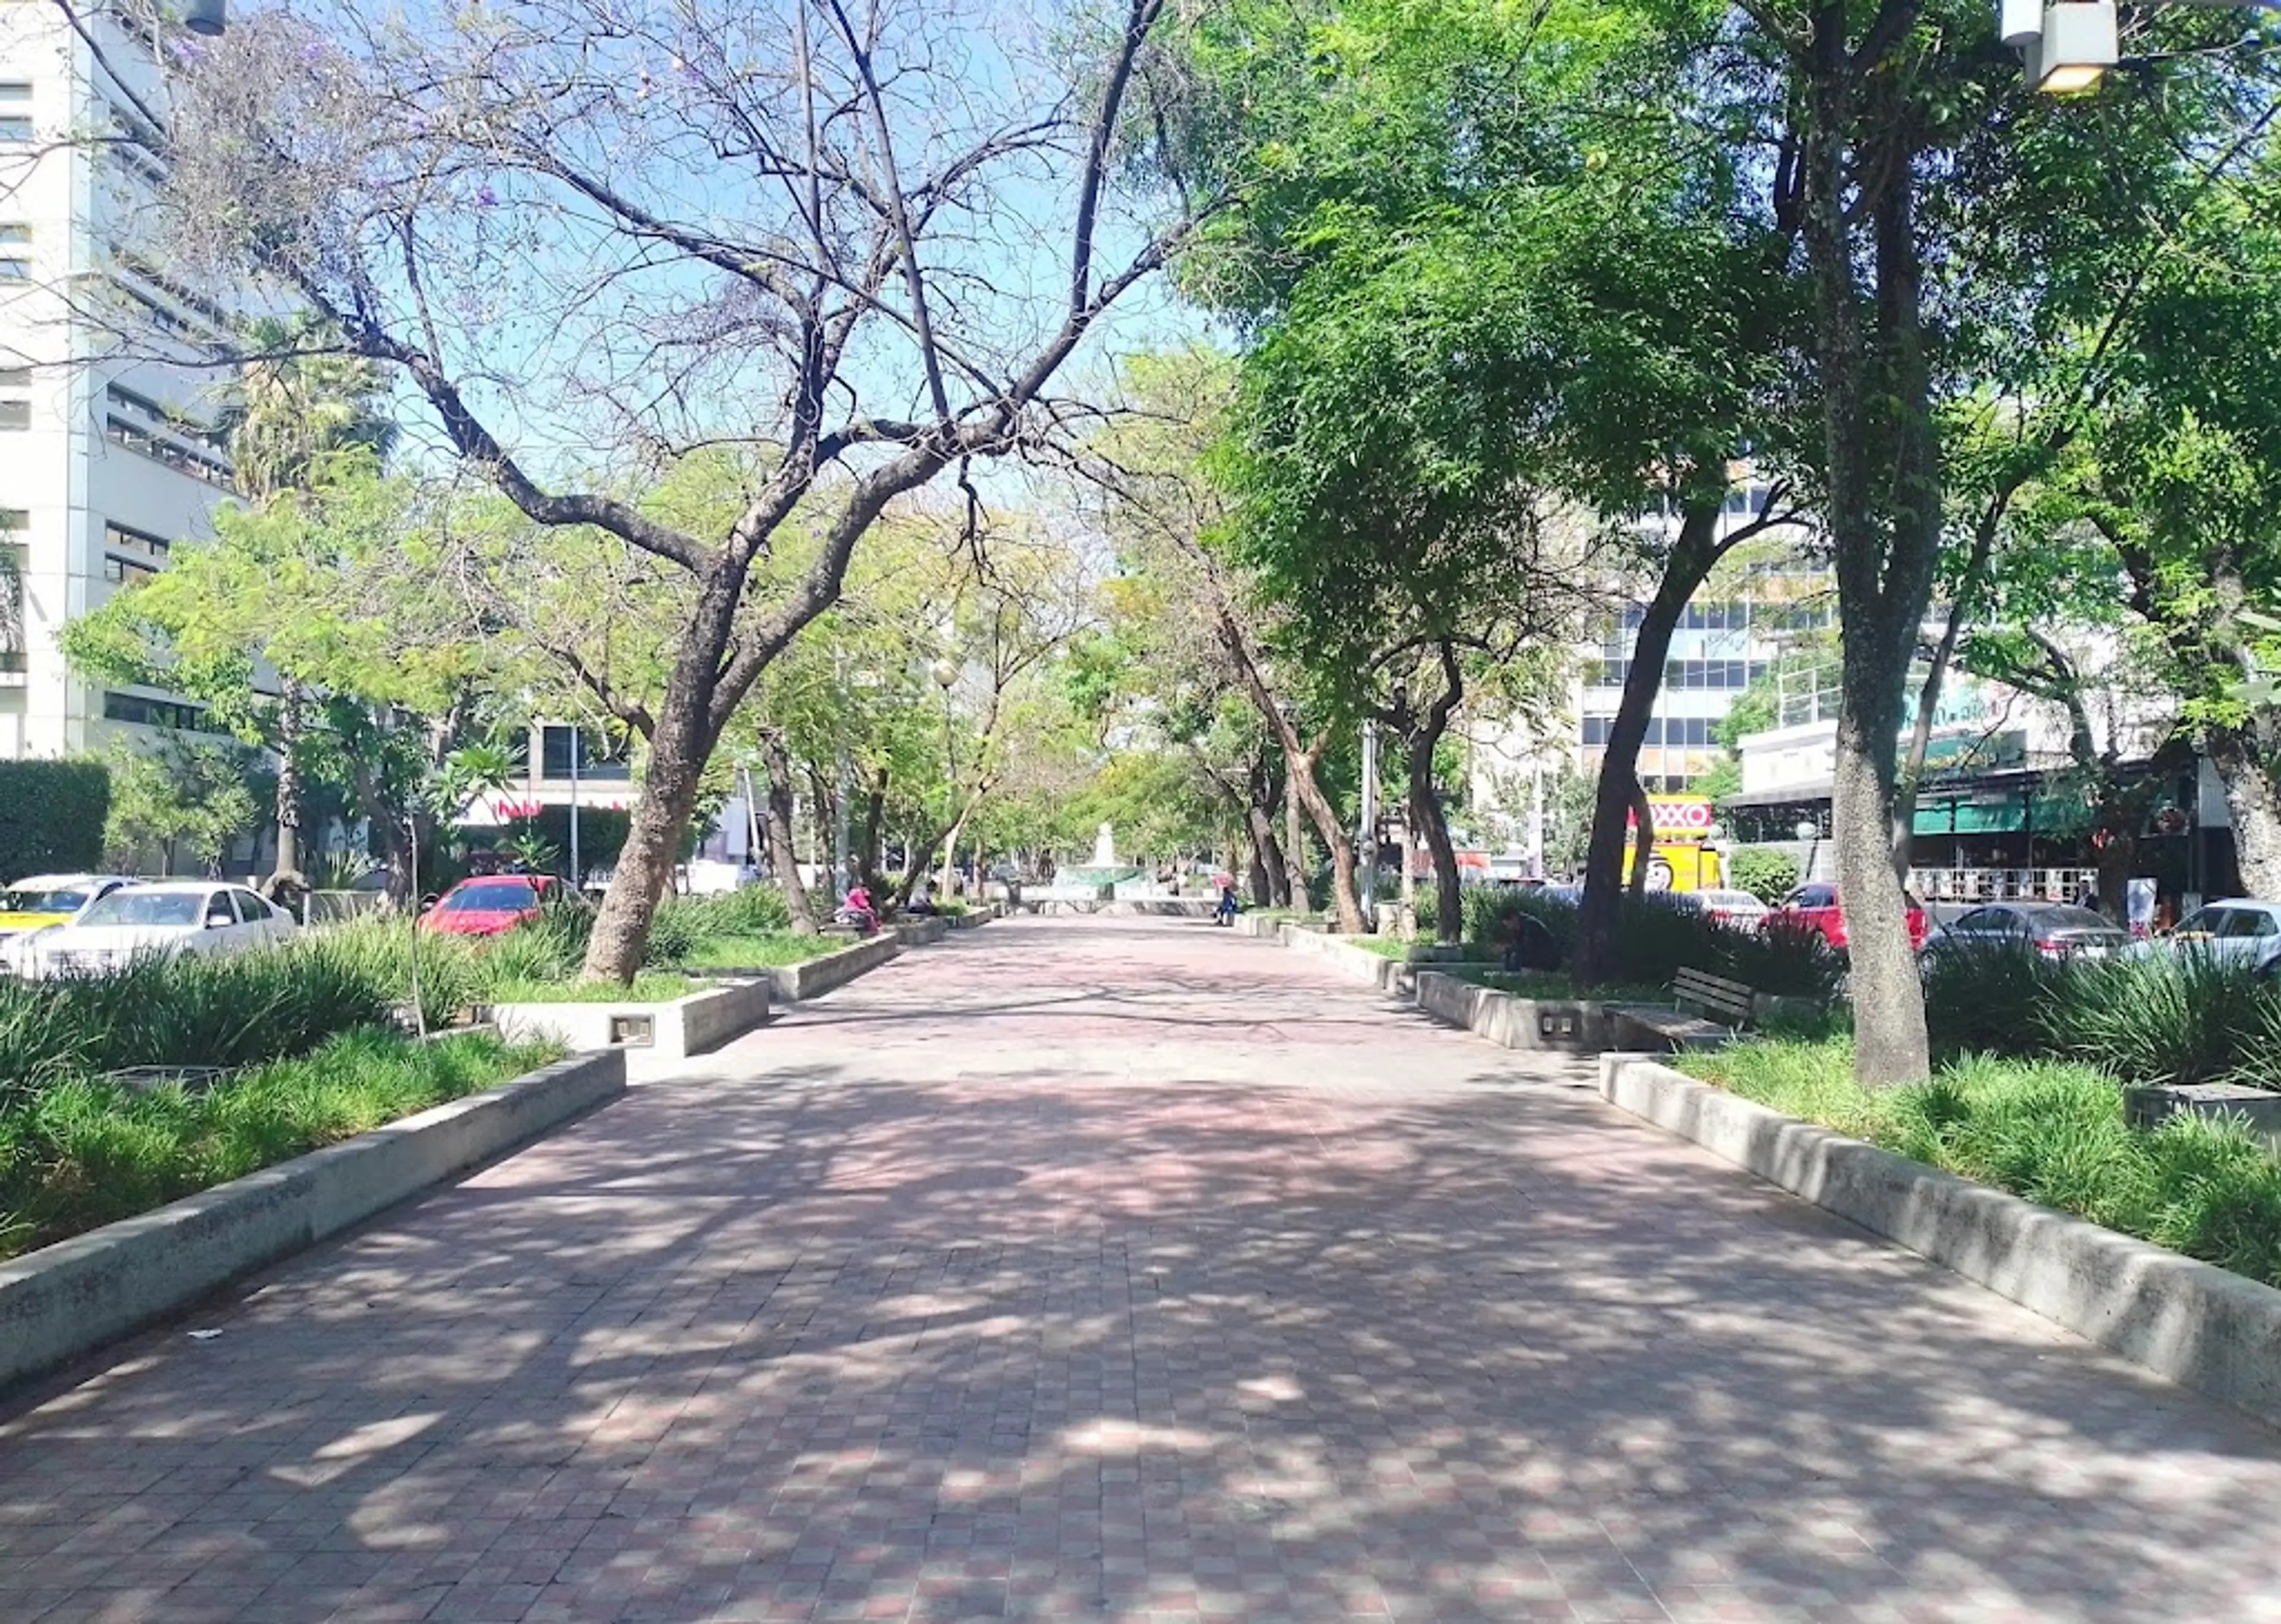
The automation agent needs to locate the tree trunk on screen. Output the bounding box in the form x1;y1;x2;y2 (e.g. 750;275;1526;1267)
582;737;704;981
855;768;889;894
1410;745;1461;946
1800;67;1941;1086
1628;776;1657;898
758;733;818;933
1284;767;1311;913
1575;501;1723;984
270;680;306;887
1299;774;1367;935
2208;728;2281;901
1246;802;1288;908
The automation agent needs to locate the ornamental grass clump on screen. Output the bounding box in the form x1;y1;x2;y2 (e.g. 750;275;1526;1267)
0;1029;554;1260
0;946;395;1107
1682;1037;2281;1290
2034;952;2281;1089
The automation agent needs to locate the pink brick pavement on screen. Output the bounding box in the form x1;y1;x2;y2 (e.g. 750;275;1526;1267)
5;914;2281;1622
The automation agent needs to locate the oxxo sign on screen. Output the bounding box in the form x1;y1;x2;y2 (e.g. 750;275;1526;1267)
1626;795;1717;842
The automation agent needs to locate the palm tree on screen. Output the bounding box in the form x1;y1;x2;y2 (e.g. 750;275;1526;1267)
221;315;395;890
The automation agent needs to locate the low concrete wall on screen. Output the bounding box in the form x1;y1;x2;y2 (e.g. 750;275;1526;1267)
0;1050;625;1393
492;980;770;1061
1275;926;1416;994
1600;1054;2281;1429
769;933;901;1001
1414;972;1613;1051
893;917;949;947
1101;899;1219;918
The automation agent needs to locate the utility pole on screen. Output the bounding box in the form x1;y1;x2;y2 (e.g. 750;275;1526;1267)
1357;721;1380;927
1529;760;1545;880
567;725;581;892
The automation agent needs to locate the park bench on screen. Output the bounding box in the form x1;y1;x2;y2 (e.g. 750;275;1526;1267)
1606;966;1755;1053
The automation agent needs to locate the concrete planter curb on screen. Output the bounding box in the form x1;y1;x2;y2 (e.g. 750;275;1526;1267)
893;917;949;947
1600;1053;2281;1428
944;909;993;931
492;980;770;1063
1414;971;1613;1051
769;933;901;1001
0;1049;626;1394
1275;926;1415;993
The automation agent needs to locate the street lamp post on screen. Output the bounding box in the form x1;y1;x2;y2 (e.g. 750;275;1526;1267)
1358;721;1379;927
932;659;958;895
567;725;581;893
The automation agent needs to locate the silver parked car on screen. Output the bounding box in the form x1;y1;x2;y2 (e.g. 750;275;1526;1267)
2135;898;2281;977
1920;901;2132;962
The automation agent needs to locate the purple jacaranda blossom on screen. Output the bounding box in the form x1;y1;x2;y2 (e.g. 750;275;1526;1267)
476;184;499;208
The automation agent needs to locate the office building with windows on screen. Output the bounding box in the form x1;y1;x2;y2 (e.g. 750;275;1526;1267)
1463;478;1832;855
0;1;239;759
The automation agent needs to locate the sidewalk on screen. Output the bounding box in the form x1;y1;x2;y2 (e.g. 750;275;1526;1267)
3;916;2279;1623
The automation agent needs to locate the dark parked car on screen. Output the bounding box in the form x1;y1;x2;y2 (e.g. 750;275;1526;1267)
1919;901;2131;962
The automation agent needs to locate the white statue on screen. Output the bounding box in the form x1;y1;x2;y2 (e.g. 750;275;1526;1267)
1091;822;1117;867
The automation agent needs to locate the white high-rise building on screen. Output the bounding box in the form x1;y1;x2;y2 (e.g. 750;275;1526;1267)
0;1;236;759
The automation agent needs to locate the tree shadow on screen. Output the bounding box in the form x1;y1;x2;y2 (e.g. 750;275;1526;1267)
1;921;2276;1623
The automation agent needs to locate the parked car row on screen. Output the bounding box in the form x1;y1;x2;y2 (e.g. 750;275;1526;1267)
0;876;299;978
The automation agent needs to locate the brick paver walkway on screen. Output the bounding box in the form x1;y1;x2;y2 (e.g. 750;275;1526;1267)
7;917;2281;1624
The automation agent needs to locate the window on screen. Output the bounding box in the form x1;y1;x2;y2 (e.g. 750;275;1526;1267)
0;510;23;532
539;724;631;781
234;891;273;921
1581;716;1613;747
0;84;30;102
102;691;219;731
105;521;169;560
0;118;32;144
2223;909;2279;939
0;259;29;283
0;401;26;431
0;226;26;245
103;555;158;587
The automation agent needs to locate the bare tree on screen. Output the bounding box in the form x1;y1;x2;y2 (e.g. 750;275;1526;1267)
111;0;1200;978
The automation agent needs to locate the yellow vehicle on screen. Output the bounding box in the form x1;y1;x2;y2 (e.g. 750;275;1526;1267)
0;874;138;941
1620;796;1725;893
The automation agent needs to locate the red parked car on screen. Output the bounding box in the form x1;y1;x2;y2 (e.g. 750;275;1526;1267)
1768;883;1929;953
418;874;567;937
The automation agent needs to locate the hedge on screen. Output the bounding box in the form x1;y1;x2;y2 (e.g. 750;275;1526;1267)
0;759;110;880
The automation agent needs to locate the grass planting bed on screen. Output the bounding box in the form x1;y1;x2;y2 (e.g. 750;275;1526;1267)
1679;1036;2281;1289
0;1029;557;1261
676;933;843;971
491;973;709;1003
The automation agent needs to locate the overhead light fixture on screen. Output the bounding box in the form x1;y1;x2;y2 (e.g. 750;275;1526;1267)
2018;1;2121;92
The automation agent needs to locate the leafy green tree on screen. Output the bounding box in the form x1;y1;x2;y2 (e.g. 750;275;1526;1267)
103;737;262;876
146;1;1198;981
63;465;493;903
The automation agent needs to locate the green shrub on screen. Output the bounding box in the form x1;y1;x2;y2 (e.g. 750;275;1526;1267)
1920;943;2068;1059
0;759;109;880
684;885;794;936
308;916;491;1029
0;1029;552;1258
1680;1035;2281;1290
1612;894;1726;985
1725;846;1800;906
1714;921;1844;1001
0;944;396;1107
2036;952;2281;1089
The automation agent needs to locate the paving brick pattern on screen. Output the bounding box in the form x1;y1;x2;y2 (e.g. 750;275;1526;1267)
7;916;2281;1623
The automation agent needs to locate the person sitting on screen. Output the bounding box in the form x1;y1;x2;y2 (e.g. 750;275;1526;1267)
841;883;878;933
1502;910;1562;974
908;877;939;916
